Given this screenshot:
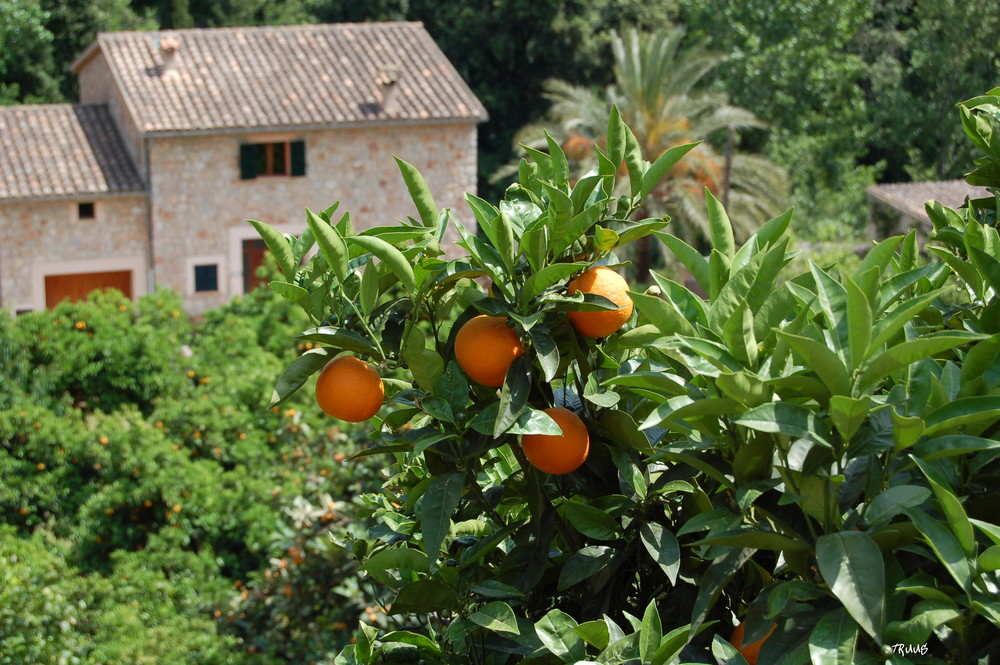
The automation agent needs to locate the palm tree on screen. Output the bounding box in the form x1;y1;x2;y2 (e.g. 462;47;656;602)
505;26;789;279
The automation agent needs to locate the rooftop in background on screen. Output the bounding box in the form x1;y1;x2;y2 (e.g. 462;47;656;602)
866;179;991;224
0;105;145;202
71;22;489;135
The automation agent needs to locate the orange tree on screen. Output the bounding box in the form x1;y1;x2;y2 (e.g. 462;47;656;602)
256;104;1000;664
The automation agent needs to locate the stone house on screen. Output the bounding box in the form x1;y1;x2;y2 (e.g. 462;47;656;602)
0;23;487;314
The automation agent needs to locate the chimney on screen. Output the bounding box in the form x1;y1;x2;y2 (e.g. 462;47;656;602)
158;35;181;77
377;64;401;114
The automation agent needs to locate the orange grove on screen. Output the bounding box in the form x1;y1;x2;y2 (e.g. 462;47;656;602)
521;407;590;475
729;621;777;665
315;355;384;422
455;314;524;387
567;266;634;338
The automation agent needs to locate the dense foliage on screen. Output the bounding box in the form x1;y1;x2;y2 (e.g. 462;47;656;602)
0;287;383;663
256;96;1000;664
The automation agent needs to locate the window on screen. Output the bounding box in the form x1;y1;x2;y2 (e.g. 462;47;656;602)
240;140;306;179
78;202;95;219
194;264;219;292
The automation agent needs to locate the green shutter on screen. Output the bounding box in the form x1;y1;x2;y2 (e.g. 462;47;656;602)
290;140;306;177
239;143;257;180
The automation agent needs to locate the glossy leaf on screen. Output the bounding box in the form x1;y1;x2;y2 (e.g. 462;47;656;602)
808;608;858;665
815;532;885;640
269;347;333;407
419;471;464;563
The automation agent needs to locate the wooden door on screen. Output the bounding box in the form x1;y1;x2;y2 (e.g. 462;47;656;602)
44;270;132;308
242;238;268;293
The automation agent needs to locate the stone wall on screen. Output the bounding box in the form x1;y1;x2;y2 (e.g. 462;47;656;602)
0;196;148;312
77;51;147;181
149;121;478;314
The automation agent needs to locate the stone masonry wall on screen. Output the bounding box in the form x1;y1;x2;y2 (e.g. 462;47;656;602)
77;51;147;181
0;196;148;312
149;121;478;314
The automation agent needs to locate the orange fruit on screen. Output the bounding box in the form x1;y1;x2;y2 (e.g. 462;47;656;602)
315;355;384;422
566;266;634;338
729;621;776;665
521;407;590;474
454;315;524;387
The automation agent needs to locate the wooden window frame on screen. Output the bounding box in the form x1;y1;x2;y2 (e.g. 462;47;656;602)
257;142;291;177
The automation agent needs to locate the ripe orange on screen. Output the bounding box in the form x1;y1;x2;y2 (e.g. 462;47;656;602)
729;621;776;665
315;355;384;422
521;407;590;474
566;266;634;338
454;315;524;387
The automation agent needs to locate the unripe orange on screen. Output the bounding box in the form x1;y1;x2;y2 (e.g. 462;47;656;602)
521;407;590;474
566;267;633;338
315;355;384;422
455;315;524;387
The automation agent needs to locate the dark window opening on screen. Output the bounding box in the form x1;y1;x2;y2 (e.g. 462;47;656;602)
78;202;95;219
240;140;306;179
194;264;219;292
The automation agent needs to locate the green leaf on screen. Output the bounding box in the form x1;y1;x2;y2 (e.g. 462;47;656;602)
911;457;976;557
777;330;850;397
845;278;872;367
757;208;794;247
545;131;570;186
623;123;646;199
639;600;662;664
829;395;871;443
379;631;443;655
606;106;626;168
868;290;943;354
632;291;696;336
856;333;984;393
902;507;972;594
736;403;834;448
535;609;586;663
712;635;750;665
269;347;333;407
640;522;680;585
558;545;616;590
692;528;811;553
390;580;458;614
248;219;297;281
656;232;711;293
690;548;755;635
574;620;610;651
269;281;311;310
306;208;348;283
705;187;735;258
927;247;983;298
979;546;1000;571
418;471;464;563
810;262;849;360
815;532;885;640
523;263;587;302
295;326;381;357
856;236;903;278
641;142;700;199
864;486;931;527
350;235;415;292
913;434;1000;461
469;601;520;635
494;356;531;437
922;396;1000;436
401;324;444;392
559;501;620;541
808;608;858;665
394;156;437;227
360;260;379;316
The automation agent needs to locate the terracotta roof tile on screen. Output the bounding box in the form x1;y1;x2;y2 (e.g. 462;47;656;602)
0;104;145;201
866;179;991;222
83;22;488;134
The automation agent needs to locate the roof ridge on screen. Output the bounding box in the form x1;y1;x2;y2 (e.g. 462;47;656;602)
95;21;425;39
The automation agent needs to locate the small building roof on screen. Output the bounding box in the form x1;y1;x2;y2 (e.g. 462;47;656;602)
71;22;489;135
0;104;146;202
866;179;991;222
